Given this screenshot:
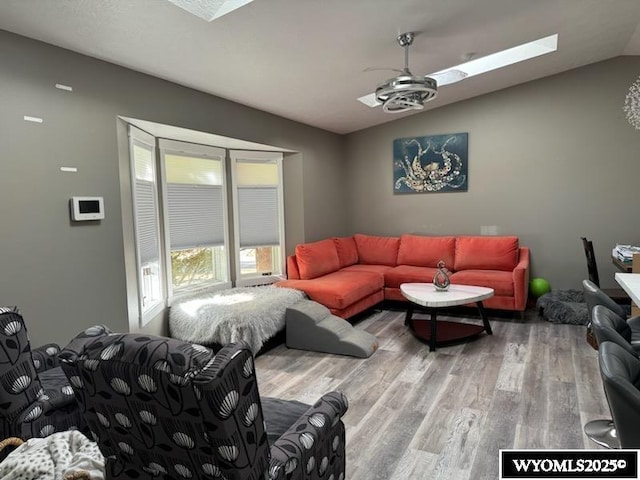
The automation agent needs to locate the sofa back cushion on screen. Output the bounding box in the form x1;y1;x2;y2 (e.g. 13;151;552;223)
286;255;301;279
296;239;341;279
397;235;456;268
333;236;359;268
454;236;520;272
353;234;400;266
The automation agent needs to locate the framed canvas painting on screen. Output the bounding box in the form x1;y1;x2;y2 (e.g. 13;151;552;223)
393;132;468;193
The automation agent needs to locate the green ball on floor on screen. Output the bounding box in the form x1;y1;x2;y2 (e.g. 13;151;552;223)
530;277;551;297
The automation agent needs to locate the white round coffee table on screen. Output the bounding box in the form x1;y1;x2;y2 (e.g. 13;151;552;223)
400;283;494;351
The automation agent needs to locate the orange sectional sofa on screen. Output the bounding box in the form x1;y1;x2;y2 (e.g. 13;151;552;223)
275;234;530;319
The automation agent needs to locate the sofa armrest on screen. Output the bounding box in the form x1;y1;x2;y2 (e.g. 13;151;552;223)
512;247;530;311
269;391;348;480
31;343;62;373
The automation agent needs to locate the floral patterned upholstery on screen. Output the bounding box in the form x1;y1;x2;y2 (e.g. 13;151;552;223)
268;391;348;480
59;325;348;480
0;307;87;444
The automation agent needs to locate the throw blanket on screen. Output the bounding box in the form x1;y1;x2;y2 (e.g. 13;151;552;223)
169;286;306;353
0;431;104;480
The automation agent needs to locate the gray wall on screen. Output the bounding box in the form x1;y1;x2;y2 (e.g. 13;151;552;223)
2;28;638;348
344;56;640;290
0;30;347;346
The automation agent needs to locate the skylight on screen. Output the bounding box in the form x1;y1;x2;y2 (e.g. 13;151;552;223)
431;34;558;79
166;0;255;21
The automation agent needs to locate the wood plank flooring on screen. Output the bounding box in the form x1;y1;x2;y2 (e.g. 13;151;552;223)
254;307;609;480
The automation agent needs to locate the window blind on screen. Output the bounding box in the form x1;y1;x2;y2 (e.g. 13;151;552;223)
135;180;160;264
237;186;279;248
167;184;224;249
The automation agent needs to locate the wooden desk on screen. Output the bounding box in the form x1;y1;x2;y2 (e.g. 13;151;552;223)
616;257;640;316
612;256;633;273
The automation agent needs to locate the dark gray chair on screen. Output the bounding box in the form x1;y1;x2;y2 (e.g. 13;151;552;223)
584;305;639;448
583;279;629;324
591;306;638;356
591;305;640;356
597;341;640;448
0;307;86;447
583;280;640;349
59;325;348;480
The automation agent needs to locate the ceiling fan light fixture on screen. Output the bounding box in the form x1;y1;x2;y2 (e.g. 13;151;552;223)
375;75;437;113
382;92;426;113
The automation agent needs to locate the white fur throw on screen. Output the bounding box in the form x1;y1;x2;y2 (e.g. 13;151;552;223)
0;431;104;480
169;286;306;353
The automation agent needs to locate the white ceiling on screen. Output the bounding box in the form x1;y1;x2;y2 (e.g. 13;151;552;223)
1;0;640;134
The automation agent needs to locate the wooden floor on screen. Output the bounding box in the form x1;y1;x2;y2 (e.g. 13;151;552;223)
255;307;609;480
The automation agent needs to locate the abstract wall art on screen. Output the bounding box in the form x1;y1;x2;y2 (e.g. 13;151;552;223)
393;132;468;193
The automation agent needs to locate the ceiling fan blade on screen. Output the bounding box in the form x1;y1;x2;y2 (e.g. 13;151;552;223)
427;69;468;86
363;66;404;74
357;92;382;108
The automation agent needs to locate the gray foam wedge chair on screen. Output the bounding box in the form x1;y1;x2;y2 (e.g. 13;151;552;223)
598;341;640;448
59;325;349;480
286;300;378;358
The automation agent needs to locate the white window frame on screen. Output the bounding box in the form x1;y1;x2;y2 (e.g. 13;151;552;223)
158;139;232;301
128;126;165;326
230;150;286;287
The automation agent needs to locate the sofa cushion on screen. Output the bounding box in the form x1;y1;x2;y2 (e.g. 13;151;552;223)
384;265;439;289
354;234;400;266
454;236;519;272
278;271;384;310
296;239;340;280
449;270;514;296
397;235;456;268
333;236;358;268
340;264;393;275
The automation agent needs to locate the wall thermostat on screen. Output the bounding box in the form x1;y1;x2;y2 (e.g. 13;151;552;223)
70;196;105;221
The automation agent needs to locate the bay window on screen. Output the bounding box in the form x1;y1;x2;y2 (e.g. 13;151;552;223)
126;126;285;327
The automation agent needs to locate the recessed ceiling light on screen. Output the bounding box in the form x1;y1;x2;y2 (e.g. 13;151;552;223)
166;0;255;22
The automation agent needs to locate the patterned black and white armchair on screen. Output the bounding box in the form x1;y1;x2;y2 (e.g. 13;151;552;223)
0;307;87;444
59;325;348;480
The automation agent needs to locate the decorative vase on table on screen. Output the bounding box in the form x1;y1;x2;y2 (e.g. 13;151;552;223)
433;260;450;291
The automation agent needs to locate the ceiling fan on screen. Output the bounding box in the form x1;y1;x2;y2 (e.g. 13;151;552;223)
358;32;559;114
359;32;467;114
